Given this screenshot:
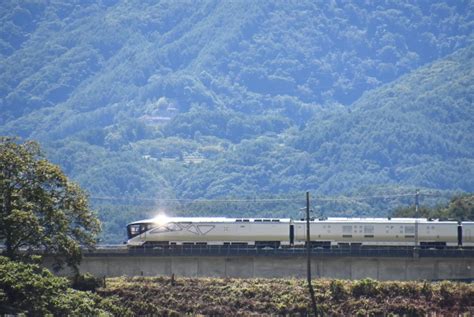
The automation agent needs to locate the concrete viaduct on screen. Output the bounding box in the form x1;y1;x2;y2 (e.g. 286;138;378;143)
47;248;474;281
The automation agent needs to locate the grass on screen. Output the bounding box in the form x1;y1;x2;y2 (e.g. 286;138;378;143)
97;277;474;316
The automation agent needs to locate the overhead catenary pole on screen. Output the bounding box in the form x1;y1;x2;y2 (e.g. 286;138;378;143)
415;189;419;217
415;189;419;248
306;192;318;316
413;189;420;259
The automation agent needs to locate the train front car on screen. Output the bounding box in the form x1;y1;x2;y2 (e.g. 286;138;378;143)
293;218;459;248
126;219;157;247
126;216;291;248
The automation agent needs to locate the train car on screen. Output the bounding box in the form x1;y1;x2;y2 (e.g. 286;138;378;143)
293;218;459;248
416;219;459;247
127;216;291;248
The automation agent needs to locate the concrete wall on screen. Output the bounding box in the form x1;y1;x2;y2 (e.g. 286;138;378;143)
53;256;474;281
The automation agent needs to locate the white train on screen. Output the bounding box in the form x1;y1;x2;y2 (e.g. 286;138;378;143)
126;216;474;248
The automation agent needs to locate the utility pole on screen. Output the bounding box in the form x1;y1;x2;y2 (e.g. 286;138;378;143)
306;192;317;316
415;189;419;217
414;189;420;256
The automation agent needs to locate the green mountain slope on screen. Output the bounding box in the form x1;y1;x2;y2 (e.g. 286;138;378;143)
0;1;472;211
1;1;472;128
167;46;474;199
295;46;474;193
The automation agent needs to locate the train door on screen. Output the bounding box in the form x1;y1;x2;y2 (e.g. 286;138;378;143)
289;224;294;245
458;224;462;246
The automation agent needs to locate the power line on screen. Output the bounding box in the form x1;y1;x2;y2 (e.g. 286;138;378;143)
316;192;437;202
90;196;302;203
90;190;447;205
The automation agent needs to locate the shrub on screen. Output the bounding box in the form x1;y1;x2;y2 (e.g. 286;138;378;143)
71;273;104;292
438;281;455;307
330;279;348;300
352;278;379;297
0;256;129;316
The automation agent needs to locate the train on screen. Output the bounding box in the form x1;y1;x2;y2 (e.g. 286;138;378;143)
126;216;474;249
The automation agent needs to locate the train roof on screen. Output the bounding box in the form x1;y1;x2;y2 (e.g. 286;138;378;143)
127;216;460;226
127;217;291;225
300;217;458;224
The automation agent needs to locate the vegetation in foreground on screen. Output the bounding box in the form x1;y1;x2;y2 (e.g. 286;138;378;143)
0;137;100;270
98;276;474;316
0;256;129;316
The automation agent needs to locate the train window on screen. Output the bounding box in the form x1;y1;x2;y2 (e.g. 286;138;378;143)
150;226;169;234
343;226;352;233
129;225;141;236
272;219;280;222
149;223;181;234
198;225;214;234
236;219;242;222
188;226;200;235
127;223;149;239
364;225;374;234
263;219;271;222
144;224;157;231
166;223;182;232
255;219;262;222
243;219;249;222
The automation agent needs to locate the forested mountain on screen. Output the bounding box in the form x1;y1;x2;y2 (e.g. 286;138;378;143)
1;1;473;241
296;46;474;193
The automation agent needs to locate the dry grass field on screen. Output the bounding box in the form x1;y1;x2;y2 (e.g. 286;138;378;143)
97;276;474;316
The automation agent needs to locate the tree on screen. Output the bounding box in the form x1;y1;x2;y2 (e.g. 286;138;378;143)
0;137;100;270
441;195;474;221
391;205;438;219
391;194;474;221
0;256;128;316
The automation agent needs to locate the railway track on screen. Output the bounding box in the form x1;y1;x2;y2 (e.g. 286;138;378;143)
89;245;474;258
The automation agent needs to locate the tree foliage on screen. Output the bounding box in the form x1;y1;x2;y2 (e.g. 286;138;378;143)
0;137;100;269
0;256;128;316
392;194;474;220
